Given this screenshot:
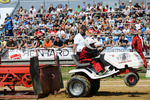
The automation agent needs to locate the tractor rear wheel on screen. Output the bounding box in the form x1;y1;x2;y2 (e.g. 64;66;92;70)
66;75;91;97
89;79;100;95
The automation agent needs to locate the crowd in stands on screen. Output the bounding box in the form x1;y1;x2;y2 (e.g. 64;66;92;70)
0;1;150;52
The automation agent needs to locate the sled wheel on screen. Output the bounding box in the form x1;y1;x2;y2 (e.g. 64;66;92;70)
124;72;138;87
22;74;32;88
66;75;91;97
89;79;100;95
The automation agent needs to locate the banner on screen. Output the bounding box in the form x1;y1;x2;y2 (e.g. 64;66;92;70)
8;48;73;60
7;47;134;60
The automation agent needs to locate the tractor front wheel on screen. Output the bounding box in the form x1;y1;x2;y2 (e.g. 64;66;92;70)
124;72;138;87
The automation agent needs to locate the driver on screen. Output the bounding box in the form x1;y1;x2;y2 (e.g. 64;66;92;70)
79;37;106;75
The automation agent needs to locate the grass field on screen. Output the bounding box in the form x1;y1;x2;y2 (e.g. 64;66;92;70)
60;67;150;80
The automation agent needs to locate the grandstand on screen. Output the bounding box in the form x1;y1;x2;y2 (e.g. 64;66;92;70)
0;0;150;58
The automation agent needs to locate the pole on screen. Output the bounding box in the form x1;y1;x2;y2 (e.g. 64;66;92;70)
146;0;147;20
68;0;70;8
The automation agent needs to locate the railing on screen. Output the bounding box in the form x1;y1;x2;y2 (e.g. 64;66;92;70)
10;0;20;19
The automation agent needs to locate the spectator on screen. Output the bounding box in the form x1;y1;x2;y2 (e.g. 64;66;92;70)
49;26;57;36
95;35;103;47
144;33;150;49
119;2;126;10
123;26;130;35
112;27;122;36
34;28;43;37
27;24;35;36
64;35;74;48
86;4;92;12
29;6;36;14
119;35;130;47
4;18;13;36
104;35;115;47
87;26;94;35
57;27;65;37
43;37;53;48
32;21;38;29
68;8;74;16
26;37;34;48
40;35;45;45
60;34;66;43
135;19;141;30
68;15;74;24
6;37;17;49
19;6;23;14
145;24;150;33
47;4;55;13
29;11;35;19
76;5;82;13
141;2;145;10
63;4;69;13
140;24;146;33
82;2;86;12
6;13;12;20
134;3;140;10
13;15;20;25
57;5;63;13
22;9;28;16
0;37;6;52
34;38;42;48
37;4;46;17
130;25;137;35
117;20;123;29
116;35;122;46
107;7;114;13
0;24;5;35
17;28;27;37
53;37;64;49
122;7;130;17
65;22;72;34
18;39;26;50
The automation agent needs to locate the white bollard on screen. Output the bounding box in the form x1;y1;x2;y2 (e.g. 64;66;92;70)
146;60;150;78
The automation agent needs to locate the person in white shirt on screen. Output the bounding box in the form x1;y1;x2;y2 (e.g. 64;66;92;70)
123;26;130;35
107;7;114;13
57;27;65;37
135;19;141;30
95;35;103;47
57;5;63;13
29;6;36;14
86;4;93;12
73;25;87;56
122;7;130;16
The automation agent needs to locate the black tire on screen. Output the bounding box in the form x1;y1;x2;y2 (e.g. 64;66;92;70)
124;72;138;87
66;75;91;97
89;79;100;95
134;72;140;81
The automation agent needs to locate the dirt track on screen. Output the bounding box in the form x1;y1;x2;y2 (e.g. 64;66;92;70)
43;79;150;100
0;79;150;100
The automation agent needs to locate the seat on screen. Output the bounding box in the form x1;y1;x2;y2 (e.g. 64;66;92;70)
71;55;91;67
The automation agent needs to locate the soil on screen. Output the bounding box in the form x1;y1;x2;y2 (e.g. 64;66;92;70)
0;79;150;100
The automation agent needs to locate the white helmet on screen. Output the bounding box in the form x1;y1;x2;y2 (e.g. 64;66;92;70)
84;37;97;50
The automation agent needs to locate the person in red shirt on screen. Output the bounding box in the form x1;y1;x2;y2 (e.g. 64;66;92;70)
94;26;101;35
34;28;43;37
49;27;57;36
87;26;95;35
132;29;149;68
